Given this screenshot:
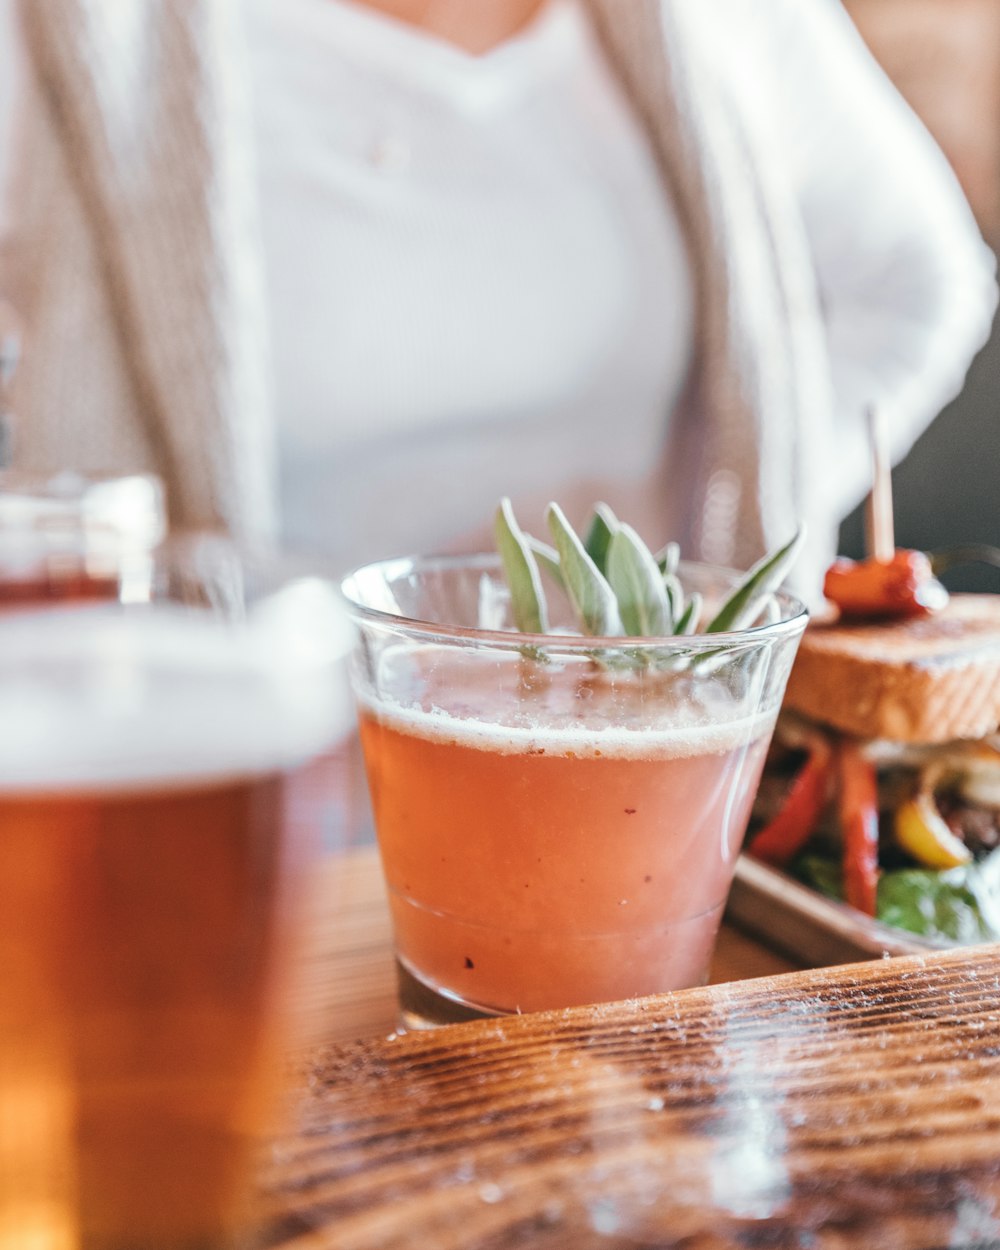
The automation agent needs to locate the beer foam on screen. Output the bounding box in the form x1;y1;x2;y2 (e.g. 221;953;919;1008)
358;692;774;761
0;603;354;792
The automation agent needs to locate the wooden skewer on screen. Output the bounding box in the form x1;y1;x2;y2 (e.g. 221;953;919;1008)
864;405;894;563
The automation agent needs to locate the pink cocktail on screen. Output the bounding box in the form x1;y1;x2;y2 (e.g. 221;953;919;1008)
344;555;806;1027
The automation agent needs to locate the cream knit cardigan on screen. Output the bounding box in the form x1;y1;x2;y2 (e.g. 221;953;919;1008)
10;0;833;579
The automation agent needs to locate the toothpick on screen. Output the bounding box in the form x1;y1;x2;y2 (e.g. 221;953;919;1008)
864;405;894;563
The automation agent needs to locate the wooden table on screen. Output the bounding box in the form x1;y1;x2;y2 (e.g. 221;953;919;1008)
266;850;1000;1248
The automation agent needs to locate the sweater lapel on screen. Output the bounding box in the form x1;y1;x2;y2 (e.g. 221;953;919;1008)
583;0;834;587
15;0;276;542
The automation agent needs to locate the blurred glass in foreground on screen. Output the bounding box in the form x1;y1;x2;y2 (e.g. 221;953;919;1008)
0;469;165;605
0;536;353;1249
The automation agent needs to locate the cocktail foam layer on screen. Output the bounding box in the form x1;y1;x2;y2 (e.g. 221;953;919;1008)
359;692;774;761
0;605;352;792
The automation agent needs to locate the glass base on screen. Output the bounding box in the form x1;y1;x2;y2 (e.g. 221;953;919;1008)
395;959;505;1031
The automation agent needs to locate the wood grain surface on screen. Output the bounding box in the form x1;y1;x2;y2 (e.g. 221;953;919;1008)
262;943;1000;1249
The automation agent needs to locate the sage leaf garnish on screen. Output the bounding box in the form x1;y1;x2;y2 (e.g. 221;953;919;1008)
606;523;671;637
583;503;619;576
547;502;623;637
494;499;803;654
656;541;680;577
527;536;565;590
495;497;549;634
674;592;702;636
663;572;683;624
705;528;805;634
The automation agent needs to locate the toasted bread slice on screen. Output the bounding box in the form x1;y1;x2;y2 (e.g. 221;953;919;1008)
783;594;1000;744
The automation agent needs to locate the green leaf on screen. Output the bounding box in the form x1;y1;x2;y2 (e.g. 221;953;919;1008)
583;503;620;576
877;864;1000;944
655;541;680;576
494;498;549;634
706;528;805;634
546;502;623;637
494;497;804;653
674;591;703;636
793;851;1000;944
605;524;672;637
662;573;683;626
527;537;564;590
792;854;844;901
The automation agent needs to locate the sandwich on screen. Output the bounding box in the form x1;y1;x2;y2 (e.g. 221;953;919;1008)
747;550;1000;945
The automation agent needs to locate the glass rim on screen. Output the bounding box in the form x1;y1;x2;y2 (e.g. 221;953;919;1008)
340;551;809;654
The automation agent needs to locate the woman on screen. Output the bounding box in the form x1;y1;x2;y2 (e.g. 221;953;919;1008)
0;0;994;595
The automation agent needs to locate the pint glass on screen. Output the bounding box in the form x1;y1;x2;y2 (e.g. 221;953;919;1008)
0;538;352;1249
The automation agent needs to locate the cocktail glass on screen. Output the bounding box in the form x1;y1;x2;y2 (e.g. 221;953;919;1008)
342;553;807;1029
0;536;353;1249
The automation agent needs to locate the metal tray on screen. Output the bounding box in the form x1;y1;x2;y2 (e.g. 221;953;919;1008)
725;853;960;968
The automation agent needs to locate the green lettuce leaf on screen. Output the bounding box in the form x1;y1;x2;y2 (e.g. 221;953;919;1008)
791;851;1000;944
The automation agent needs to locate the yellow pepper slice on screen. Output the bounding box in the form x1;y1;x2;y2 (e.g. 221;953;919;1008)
894;787;972;870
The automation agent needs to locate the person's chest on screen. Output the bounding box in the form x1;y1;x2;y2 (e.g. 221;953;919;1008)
245;0;695;559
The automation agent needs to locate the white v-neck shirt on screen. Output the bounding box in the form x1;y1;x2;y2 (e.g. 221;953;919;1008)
246;0;694;566
1;0;992;578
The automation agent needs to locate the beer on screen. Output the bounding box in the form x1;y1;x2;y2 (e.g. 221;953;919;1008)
0;602;346;1250
0;561;123;604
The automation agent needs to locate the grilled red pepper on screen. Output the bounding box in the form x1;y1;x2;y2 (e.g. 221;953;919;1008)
824;549;948;621
748;733;833;868
838;740;880;916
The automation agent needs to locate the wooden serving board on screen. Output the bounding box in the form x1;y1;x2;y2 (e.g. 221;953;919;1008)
260;944;1000;1249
